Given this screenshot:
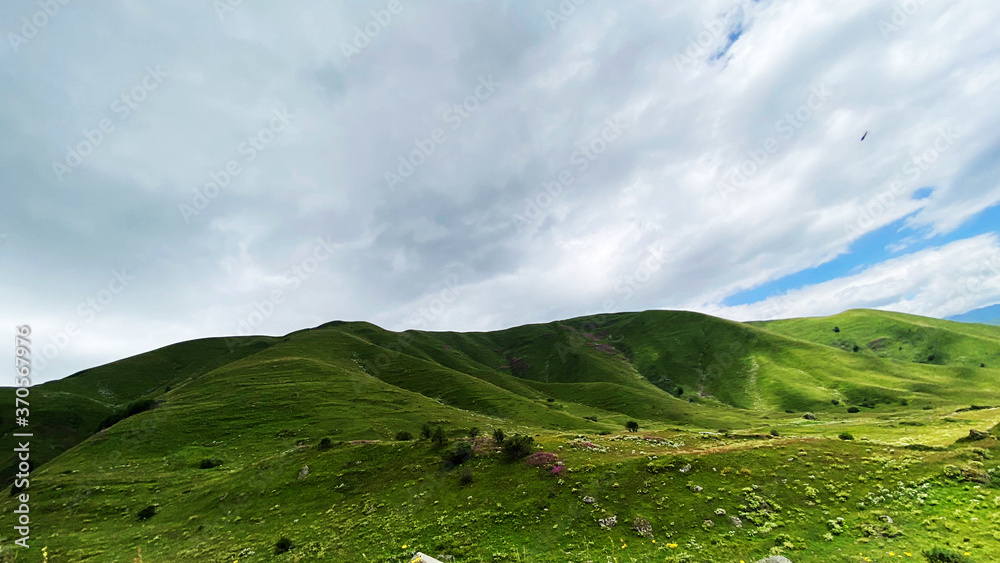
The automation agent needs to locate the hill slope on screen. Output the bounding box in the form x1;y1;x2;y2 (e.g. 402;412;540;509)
3;309;999;562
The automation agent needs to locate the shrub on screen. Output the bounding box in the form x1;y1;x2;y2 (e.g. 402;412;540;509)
847;406;860;413
677;387;684;396
420;423;432;440
275;537;293;554
318;437;333;450
923;547;973;563
625;421;639;432
492;428;505;445
770;429;779;437
852;345;860;352
431;426;446;446
583;416;598;422
502;434;535;460
395;431;413;441
199;458;223;469
831;399;840;405
137;505;157;521
459;467;474;486
443;441;473;466
838;432;854;440
467;427;480;439
900;398;909;406
546;398;555;402
833;326;840;333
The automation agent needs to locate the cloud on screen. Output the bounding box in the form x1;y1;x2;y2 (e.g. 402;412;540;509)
2;0;999;382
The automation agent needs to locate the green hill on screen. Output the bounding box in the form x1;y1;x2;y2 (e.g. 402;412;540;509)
2;309;999;562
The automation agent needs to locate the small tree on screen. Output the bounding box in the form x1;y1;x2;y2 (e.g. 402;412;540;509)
431;426;446;446
468;427;480;439
443;441;473;466
502;434;535;460
492;428;505;445
625;420;639;432
420;423;433;440
395;431;413;441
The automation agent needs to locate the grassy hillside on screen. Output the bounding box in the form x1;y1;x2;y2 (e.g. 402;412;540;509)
2;309;999;562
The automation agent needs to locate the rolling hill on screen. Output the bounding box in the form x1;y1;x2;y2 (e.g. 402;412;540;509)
2;309;999;562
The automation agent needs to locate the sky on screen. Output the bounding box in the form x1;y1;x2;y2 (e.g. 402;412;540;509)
2;0;999;384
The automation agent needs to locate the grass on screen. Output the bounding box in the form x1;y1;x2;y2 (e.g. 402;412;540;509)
1;309;999;561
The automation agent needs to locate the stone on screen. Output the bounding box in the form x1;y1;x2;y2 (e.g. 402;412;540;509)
754;557;793;563
582;496;596;504
598;515;617;529
297;465;310;480
729;516;743;528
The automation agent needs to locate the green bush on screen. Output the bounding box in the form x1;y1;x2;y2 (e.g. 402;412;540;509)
923;546;973;563
467;427;480;438
420;423;432;440
318;437;333;450
443;441;473;466
431;426;446;446
501;434;535;460
395;431;413;441
838;432;854;441
770;429;779;437
137;505;157;521
625;421;639;432
275;537;293;554
459;466;474;486
199;458;223;469
492;428;505;445
847;406;860;413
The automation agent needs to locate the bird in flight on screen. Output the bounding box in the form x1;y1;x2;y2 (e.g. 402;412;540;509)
860;131;869;141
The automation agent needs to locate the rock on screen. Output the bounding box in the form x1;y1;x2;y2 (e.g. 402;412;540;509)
679;464;692;473
632;516;653;537
754;557;793;563
879;515;893;524
702;519;714;528
582;496;596;504
692;485;703;493
965;429;989;441
297;465;310;480
598;515;617;529
729;516;743;528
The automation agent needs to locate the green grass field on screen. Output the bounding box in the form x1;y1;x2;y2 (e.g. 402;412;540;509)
2;309;999;562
